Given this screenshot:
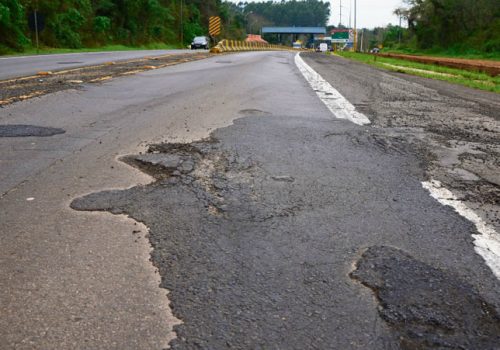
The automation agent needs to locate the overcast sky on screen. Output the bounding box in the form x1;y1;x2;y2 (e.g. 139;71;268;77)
228;0;404;29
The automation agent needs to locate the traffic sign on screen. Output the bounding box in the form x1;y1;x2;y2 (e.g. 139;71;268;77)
331;29;353;44
28;11;45;32
209;16;221;37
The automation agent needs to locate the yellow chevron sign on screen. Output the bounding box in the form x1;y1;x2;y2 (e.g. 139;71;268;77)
209;16;221;36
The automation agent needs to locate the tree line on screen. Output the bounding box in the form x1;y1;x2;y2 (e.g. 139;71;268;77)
0;0;332;53
0;0;238;53
372;0;499;54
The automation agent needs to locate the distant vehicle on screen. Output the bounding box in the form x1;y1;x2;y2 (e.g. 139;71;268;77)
191;36;209;50
293;41;303;49
370;47;380;54
319;43;328;52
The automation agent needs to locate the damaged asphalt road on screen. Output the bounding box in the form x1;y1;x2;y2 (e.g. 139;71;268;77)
2;50;500;349
0;52;212;106
72;113;500;348
302;53;500;233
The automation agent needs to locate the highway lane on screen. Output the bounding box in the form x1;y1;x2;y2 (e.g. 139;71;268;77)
0;51;319;349
1;51;499;349
0;49;199;79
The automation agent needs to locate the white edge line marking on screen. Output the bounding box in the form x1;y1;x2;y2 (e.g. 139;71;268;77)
294;52;370;126
422;179;500;280
294;52;500;279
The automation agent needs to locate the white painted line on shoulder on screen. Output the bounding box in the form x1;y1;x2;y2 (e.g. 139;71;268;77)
294;53;370;126
423;180;500;280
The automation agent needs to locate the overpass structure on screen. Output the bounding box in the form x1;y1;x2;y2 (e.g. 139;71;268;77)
261;27;327;47
261;27;326;35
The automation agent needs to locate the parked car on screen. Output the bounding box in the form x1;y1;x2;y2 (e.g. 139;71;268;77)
191;36;210;50
370;47;380;54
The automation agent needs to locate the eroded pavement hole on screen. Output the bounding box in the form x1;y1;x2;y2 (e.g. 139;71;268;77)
57;61;83;64
350;246;500;349
0;125;65;137
238;109;271;116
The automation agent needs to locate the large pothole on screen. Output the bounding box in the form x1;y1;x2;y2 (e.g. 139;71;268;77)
350;246;500;349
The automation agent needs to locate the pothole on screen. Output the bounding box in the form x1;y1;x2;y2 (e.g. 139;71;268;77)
57;61;84;64
0;125;65;137
238;109;271;116
350;246;500;349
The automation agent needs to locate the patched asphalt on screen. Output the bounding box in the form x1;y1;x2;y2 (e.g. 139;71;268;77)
72;114;500;349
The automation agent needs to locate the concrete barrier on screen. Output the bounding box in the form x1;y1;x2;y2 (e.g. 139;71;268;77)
210;39;305;54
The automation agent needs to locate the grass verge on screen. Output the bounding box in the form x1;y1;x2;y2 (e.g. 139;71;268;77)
336;52;499;93
1;43;182;57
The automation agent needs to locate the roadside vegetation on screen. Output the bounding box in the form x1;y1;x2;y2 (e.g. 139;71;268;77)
0;0;247;54
0;0;331;55
360;0;499;60
336;51;499;93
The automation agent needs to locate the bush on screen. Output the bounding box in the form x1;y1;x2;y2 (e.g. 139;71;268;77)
51;9;86;48
0;0;29;50
93;16;110;34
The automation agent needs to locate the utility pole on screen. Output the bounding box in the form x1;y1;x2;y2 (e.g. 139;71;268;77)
399;14;402;44
339;0;342;27
34;0;39;54
360;29;364;52
353;0;357;52
349;0;352;29
180;0;184;47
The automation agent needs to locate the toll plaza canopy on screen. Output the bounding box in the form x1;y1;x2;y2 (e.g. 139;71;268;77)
262;27;326;35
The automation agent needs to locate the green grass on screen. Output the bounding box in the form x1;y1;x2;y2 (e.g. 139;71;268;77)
335;51;499;93
1;43;181;57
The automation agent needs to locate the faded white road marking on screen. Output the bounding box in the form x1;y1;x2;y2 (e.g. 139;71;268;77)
294;53;371;126
423;180;500;280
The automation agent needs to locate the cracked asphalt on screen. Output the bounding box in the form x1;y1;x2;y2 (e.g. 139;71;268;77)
1;51;500;349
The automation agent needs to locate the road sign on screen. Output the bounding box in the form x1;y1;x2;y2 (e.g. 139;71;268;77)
209;16;221;37
331;29;353;44
28;11;45;32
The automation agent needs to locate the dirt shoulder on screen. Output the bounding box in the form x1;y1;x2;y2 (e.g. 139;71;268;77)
378;52;500;76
